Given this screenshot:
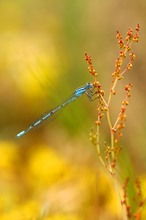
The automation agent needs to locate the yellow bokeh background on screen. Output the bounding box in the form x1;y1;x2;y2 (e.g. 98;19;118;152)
0;1;146;219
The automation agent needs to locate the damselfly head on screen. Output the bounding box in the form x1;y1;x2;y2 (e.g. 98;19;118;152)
85;82;93;89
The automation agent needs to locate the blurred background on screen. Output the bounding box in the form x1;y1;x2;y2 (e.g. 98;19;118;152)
0;0;146;219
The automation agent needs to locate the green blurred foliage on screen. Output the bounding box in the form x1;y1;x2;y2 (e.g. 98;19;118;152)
0;0;146;219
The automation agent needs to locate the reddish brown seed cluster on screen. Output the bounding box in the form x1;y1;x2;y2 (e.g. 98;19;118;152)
121;177;132;218
121;177;145;219
112;24;140;79
133;24;140;42
85;52;97;77
114;83;133;143
85;52;106;126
